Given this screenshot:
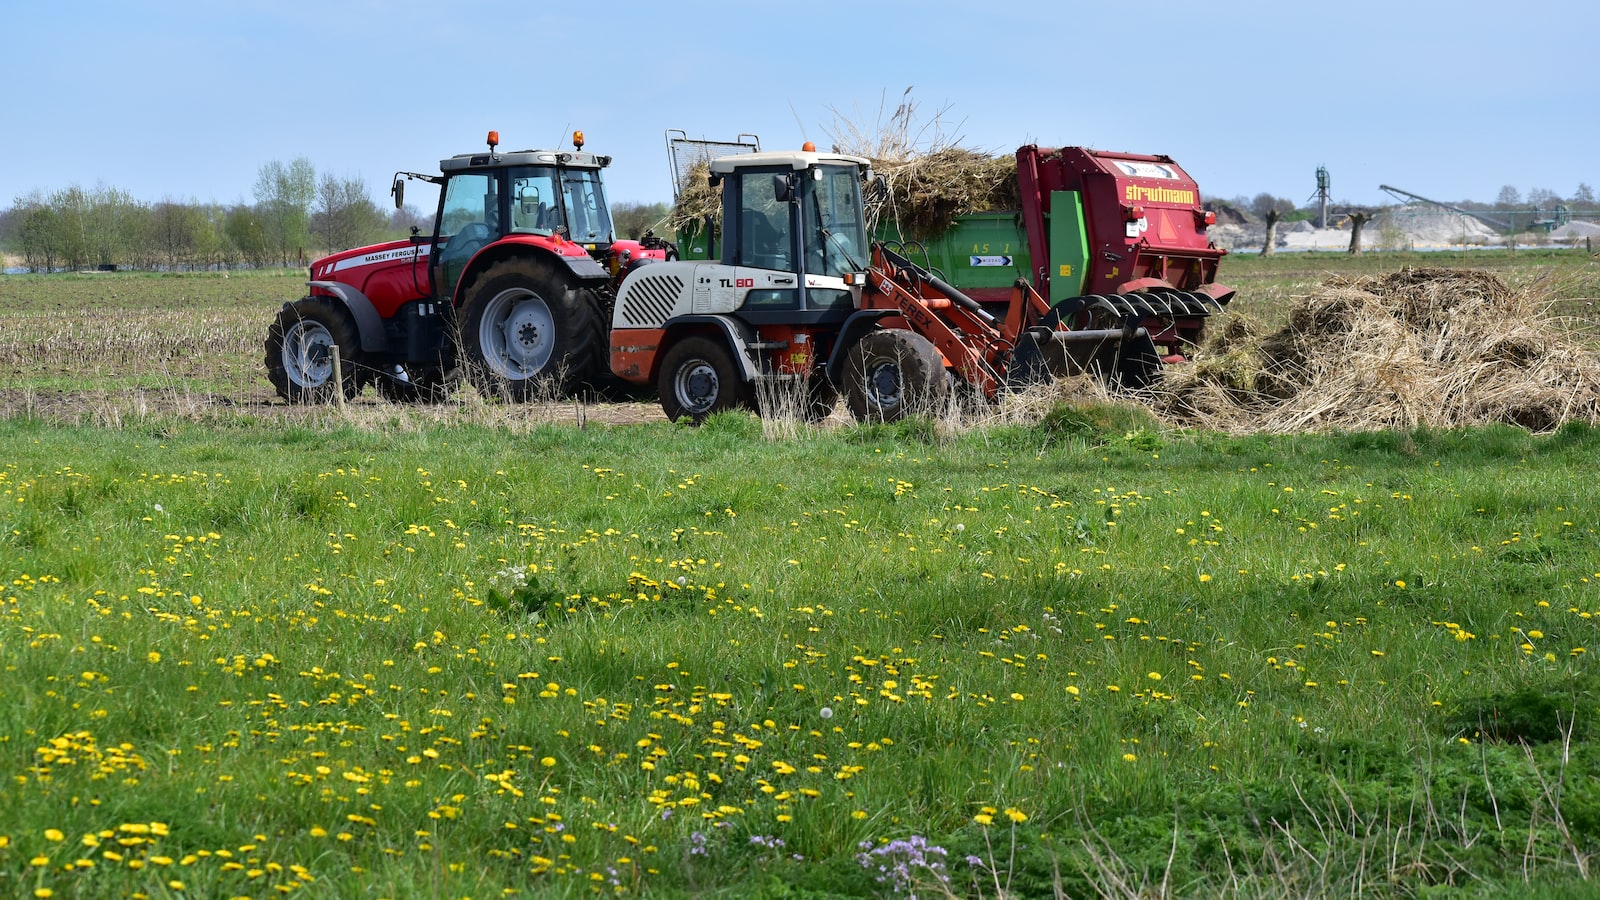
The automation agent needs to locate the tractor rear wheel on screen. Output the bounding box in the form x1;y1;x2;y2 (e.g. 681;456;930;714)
265;297;363;403
658;336;752;424
843;329;948;423
460;258;602;400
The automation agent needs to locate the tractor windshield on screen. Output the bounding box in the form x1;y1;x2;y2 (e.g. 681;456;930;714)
559;167;614;244
803;165;866;278
504;165;613;245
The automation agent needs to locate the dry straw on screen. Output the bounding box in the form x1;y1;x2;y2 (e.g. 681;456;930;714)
1152;267;1600;433
668;89;1020;240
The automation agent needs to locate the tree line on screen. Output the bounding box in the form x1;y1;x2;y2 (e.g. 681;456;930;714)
0;159;420;273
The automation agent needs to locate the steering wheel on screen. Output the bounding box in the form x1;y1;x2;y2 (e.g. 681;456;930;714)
448;222;491;259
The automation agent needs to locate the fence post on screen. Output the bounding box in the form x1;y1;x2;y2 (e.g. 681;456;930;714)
331;345;346;409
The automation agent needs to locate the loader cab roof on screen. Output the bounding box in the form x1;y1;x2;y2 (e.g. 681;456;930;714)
440;149;611;173
710;150;869;174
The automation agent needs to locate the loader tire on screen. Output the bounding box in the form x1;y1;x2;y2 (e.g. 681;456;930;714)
658;336;752;424
265;297;363;404
460;258;603;400
803;374;839;423
843;329;948;423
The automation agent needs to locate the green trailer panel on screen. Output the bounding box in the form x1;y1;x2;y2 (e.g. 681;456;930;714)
874;212;1031;292
1048;191;1089;303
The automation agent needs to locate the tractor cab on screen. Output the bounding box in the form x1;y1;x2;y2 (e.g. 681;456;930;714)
408;130;618;301
699;146;872;313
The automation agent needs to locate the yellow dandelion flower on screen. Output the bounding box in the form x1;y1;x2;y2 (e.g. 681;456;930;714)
973;813;994;826
1122;753;1138;762
1005;808;1027;823
44;829;64;842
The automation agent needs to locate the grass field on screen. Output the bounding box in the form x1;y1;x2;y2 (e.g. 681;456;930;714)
1;250;1598;898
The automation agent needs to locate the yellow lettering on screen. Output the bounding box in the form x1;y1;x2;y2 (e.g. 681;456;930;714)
1122;185;1196;205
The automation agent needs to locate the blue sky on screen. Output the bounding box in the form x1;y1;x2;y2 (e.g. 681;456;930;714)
5;1;1594;214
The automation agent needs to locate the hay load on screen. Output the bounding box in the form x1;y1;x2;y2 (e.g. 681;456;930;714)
670;92;1020;240
668;148;1019;240
1155;268;1600;433
871;148;1019;239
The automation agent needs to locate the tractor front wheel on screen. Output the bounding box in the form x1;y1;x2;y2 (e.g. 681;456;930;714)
460;258;602;400
843;329;948;423
265;297;363;403
658;336;751;424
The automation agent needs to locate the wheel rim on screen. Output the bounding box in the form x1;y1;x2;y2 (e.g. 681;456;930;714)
480;287;555;378
673;359;721;415
283;319;335;389
864;360;903;410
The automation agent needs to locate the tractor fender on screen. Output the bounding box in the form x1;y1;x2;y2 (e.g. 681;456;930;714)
660;315;761;383
824;309;899;385
560;254;612;283
451;245;611;308
307;281;387;353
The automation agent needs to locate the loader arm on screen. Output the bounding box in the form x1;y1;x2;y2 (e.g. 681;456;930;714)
863;243;1064;401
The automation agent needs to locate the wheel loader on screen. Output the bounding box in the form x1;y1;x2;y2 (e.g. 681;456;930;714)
264;130;672;403
610;142;1232;423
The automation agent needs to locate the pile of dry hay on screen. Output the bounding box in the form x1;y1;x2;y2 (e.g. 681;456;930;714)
669;150;1019;239
669;159;720;232
872;148;1019;240
1153;268;1600;434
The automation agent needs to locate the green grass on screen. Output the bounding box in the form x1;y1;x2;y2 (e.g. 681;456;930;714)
1;411;1597;897
1;253;1598;896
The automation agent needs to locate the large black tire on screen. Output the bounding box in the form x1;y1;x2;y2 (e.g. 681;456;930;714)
657;336;752;424
843;329;948;423
459;258;603;400
265;297;363;403
803;374;839;423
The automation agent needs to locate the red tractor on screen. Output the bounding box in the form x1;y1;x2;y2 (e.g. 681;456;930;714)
265;131;672;403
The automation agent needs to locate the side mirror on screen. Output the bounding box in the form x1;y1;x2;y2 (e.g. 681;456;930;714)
773;173;795;203
391;177;405;209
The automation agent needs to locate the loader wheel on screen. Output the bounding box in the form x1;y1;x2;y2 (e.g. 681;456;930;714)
804;375;839;423
460;258;602;400
658;336;752;424
844;329;948;423
265;297;362;403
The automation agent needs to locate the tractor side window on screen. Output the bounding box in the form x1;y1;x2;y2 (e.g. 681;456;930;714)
436;172;497;297
560;169;614;243
734;170;792;272
510;170;560;234
439;173;497;240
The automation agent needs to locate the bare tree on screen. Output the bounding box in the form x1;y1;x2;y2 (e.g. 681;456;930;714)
1261;208;1281;257
254;158;316;266
1347;211;1373;255
312;174;387;254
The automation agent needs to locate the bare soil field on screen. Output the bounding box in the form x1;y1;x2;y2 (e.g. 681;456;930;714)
2;250;1596;431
